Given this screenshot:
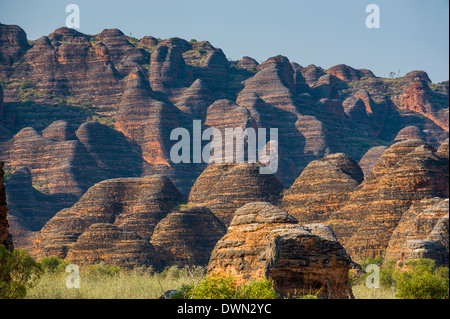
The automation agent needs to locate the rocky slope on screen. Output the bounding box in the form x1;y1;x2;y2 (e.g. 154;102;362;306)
385;197;449;266
281;153;364;224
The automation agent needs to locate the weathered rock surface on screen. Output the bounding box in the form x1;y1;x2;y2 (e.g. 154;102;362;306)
398;239;448;266
0;23;29;77
65;223;161;268
385;197;449;265
237;56;258;71
358;145;389;177
396;79;449;131
75;120;142;179
0;24;448;267
282;153;363;224
9;126;103;196
326;64;374;82
394;125;425;142
207;202;354;298
5;166;77;251
330;139;449;260
188;163;284;226
150;206;226;266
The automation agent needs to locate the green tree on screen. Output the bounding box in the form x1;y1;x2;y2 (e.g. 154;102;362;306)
39;256;69;273
0;246;41;299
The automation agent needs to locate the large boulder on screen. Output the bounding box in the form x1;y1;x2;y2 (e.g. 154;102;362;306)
207;202;353;299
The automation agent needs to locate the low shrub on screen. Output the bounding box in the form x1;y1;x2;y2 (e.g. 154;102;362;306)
352;257;449;299
395;259;449;299
176;274;280;299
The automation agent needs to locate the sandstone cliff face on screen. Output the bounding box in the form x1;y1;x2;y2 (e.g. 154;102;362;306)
75;120;142;179
150;206;226;266
394;125;425;142
0;162;13;250
32;175;182;261
0;23;29;77
5;166;77;251
9;126;103;196
207;202;353;299
188;163;284;226
395;79;449;132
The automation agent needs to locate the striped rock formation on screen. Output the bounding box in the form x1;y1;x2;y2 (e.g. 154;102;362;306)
150;206;226;266
187;163;284;226
330;139;449;260
32;175;182;265
281;153;364;224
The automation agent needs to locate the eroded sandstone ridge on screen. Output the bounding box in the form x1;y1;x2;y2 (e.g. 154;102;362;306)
207;202;354;299
280;139;449;263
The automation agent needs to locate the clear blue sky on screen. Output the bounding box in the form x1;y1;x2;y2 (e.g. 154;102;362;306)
1;0;449;82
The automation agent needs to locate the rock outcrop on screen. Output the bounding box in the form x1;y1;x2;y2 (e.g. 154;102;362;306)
0;24;448;267
0;23;29;77
396;79;449;131
207;202;354;298
326;64;374;82
394;125;425;142
9;126;103;196
5;166;77;251
150;206;226;266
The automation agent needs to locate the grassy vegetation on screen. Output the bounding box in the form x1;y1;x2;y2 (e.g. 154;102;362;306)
2;246;448;299
27;263;205;299
350;256;449;299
